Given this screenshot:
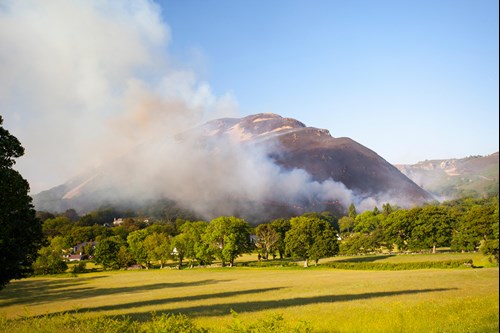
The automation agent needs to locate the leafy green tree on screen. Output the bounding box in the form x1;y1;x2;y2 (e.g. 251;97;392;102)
451;204;497;252
270;218;291;259
63;209;80;222
121;217;148;233
382;203;395;216
338;216;355;234
353;210;384;234
452;201;498;251
409;206;453;253
127;229;150;268
42;216;73;239
0;116;43;289
172;232;190;268
117;245;135;268
255;223;279;260
32;237;68;275
339;232;376;255
170;220;209;268
204;216;252;267
144;232;171;268
285;214;339;267
179;221;212;266
382;209;416;252
348;203;357;218
94;237;122;270
481;202;499;263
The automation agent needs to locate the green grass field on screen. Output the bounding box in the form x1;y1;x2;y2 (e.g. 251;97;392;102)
0;253;498;332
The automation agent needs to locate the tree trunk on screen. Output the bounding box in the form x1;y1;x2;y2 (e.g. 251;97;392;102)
304;258;309;268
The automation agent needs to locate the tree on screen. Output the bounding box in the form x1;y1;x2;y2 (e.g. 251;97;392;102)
94;237;122;270
179;221;212;266
353;210;384;234
174;221;211;267
42;216;73;239
0;116;43;289
144;232;171;268
255;223;279;260
382;209;416;252
127;229;150;268
32;236;68;275
204;216;252;267
172;232;190;268
409;206;453;253
285;214;339;267
338;216;355;234
339;231;381;255
382;203;395;216
348;203;357;218
117;245;135;268
270;218;291;259
451;204;496;252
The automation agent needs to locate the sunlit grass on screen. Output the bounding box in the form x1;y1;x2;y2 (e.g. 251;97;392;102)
0;254;498;332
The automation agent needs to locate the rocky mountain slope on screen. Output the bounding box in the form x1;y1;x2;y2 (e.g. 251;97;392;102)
396;152;499;199
33;113;433;220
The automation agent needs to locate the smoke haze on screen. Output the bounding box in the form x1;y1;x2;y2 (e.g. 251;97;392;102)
1;1;419;219
0;0;236;192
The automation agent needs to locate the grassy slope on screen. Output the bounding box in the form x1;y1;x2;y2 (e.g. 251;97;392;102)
0;255;498;332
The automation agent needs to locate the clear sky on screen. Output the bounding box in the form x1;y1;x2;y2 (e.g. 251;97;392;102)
0;0;498;193
159;0;499;163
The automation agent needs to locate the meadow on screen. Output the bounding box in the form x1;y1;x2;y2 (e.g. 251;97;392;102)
0;253;498;332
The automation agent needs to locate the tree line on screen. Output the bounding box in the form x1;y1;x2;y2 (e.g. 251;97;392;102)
33;195;498;274
34;212;339;272
338;198;498;260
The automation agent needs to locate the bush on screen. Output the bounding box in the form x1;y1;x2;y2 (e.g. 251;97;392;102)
227;311;312;333
71;261;87;274
32;246;68;275
238;260;298;268
323;259;473;270
141;313;208;333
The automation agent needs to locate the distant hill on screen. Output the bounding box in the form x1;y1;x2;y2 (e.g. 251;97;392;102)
33;113;433;221
396;152;499;199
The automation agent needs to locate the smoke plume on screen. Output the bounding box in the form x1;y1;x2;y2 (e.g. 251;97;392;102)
1;1;409;219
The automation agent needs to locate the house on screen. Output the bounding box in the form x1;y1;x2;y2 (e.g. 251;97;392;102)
113;218;124;226
66;254;88;261
73;241;97;254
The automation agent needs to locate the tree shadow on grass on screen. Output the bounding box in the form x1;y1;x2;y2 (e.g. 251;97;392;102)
0;278;230;308
334;255;395;263
115;287;457;322
32;287;286;317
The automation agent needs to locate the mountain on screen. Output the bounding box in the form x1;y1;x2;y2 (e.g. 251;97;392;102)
395;152;499;199
33;113;433;221
194;113;432;201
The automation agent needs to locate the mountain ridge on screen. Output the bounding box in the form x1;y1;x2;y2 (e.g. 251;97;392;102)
396;152;499;199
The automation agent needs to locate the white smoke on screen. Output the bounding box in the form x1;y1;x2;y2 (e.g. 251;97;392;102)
0;0;235;192
0;1;412;219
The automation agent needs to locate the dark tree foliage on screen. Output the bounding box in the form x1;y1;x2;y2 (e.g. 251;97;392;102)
0;116;43;289
270;218;291;259
285;214;339;267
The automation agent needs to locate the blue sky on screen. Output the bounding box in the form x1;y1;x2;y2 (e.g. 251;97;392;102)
0;0;498;193
159;0;499;164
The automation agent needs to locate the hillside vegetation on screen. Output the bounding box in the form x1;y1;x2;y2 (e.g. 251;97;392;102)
397;152;499;199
